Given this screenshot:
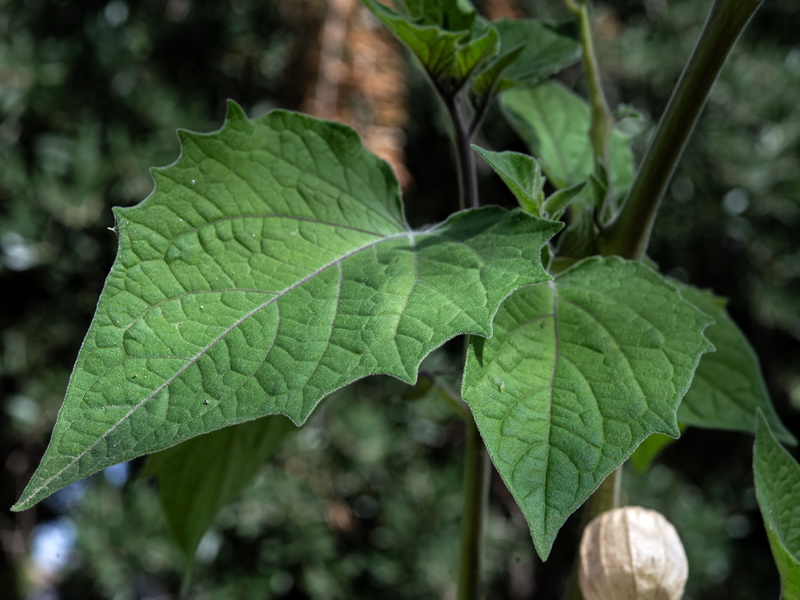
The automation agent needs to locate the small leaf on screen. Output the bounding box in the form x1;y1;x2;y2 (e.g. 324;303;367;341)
361;0;499;96
471;44;526;102
472;145;544;215
143;415;295;558
678;285;796;444
13;102;561;511
463;256;714;559
473;18;580;98
542;181;587;220
754;411;800;598
501;81;635;191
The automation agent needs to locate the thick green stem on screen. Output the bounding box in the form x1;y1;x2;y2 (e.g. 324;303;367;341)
457;410;491;600
601;0;763;260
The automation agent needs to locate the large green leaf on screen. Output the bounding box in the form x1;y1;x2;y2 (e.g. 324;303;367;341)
361;0;499;96
754;411;800;598
678;285;796;444
143;415;295;558
472;19;580;99
13;102;561;511
500;81;635;190
462;256;714;559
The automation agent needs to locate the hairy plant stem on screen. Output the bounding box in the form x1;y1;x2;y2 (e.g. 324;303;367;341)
601;0;764;260
565;0;613;176
445;93;480;210
440;85;488;598
458;409;491;600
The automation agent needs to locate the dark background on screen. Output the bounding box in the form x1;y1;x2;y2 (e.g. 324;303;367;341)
1;0;798;598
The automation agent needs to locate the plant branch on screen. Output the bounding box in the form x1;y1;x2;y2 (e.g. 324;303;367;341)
568;0;614;176
600;0;763;260
444;94;480;210
457;409;491;600
449;81;486;593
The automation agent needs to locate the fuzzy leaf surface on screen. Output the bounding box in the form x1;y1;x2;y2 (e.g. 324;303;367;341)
472;146;544;215
462;257;714;559
501;81;634;190
754;411;800;598
361;0;498;95
678;285;795;444
143;415;295;557
13;102;561;511
472;18;580;98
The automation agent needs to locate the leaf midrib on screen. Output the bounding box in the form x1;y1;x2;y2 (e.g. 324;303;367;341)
27;229;419;502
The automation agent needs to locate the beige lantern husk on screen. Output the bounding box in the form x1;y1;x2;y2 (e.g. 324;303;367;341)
579;506;688;600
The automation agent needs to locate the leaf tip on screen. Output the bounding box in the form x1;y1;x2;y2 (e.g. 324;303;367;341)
224;99;249;124
531;526;555;562
10;491;35;513
754;407;771;440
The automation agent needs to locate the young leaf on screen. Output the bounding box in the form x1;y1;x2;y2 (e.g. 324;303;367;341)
542;181;586;220
142;415;295;558
501;81;634;191
472;145;544;215
472;18;580;98
471;45;525;106
462;256;714;559
361;0;499;96
754;411;800;598
677;285;796;444
13;102;561;511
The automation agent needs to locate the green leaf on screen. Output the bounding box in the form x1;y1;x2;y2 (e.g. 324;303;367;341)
677;285;796;444
542;181;586;220
361;0;499;96
143;415;295;558
500;81;635;190
462;256;714;559
472;145;544;215
471;45;526;103
472;19;580;98
754;411;800;598
13;102;562;511
628;428;682;473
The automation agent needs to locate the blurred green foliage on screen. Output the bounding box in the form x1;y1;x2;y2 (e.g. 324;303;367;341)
1;0;798;598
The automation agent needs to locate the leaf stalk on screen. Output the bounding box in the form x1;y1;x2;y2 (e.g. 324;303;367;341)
444;94;480;210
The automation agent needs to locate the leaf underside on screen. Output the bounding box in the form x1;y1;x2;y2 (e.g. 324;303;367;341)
482;19;580;93
361;0;498;94
462;257;714;559
14;102;561;511
754;412;800;598
143;414;295;558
